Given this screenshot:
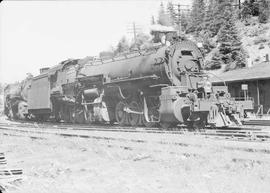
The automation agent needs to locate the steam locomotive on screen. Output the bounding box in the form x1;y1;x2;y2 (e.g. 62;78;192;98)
4;39;253;129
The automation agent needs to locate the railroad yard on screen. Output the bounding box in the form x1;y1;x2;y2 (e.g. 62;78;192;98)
0;116;270;193
1;0;270;192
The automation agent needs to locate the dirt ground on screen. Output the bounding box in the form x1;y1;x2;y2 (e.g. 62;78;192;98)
1;124;270;193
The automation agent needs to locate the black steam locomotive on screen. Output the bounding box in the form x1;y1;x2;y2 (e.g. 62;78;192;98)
4;39;253;129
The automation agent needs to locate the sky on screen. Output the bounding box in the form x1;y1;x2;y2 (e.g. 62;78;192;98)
0;0;191;83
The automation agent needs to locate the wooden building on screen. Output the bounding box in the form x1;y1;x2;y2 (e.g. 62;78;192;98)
211;62;270;114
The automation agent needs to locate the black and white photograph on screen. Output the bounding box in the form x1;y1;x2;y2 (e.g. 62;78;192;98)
0;0;270;192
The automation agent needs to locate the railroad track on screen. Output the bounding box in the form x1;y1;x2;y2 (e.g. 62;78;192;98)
0;120;270;142
243;119;270;126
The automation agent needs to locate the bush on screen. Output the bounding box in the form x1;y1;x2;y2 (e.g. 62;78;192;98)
204;60;222;70
259;43;265;49
259;11;269;23
204;52;223;70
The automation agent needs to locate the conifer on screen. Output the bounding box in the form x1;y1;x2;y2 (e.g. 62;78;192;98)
187;0;206;35
240;0;253;20
180;12;189;32
167;2;176;26
210;0;230;37
258;0;270;23
115;36;129;54
158;2;171;26
215;4;246;70
203;0;216;37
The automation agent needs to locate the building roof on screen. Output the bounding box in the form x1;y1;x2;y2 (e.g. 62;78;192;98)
210;62;270;83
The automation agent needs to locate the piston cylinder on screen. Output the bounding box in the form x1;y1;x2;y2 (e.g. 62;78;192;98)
159;86;190;124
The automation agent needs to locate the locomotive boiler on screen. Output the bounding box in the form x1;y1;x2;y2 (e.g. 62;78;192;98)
75;40;209;128
4;39;253;129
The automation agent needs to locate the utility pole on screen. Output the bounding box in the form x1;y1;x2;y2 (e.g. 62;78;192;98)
239;0;241;9
132;22;137;44
173;4;190;35
127;22;142;48
232;0;242;9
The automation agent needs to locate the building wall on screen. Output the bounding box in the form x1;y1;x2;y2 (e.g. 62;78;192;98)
259;79;270;113
225;79;270;113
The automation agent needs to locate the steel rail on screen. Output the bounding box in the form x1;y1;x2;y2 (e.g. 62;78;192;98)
0;121;269;142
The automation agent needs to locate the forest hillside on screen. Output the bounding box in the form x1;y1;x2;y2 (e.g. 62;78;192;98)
110;0;270;75
111;0;270;74
183;0;270;73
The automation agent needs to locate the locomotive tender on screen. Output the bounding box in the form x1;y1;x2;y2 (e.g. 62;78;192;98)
4;40;253;129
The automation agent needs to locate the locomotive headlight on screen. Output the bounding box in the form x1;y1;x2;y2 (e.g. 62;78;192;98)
165;41;171;46
197;42;203;48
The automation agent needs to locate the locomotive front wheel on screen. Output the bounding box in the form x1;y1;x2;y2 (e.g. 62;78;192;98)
127;101;140;127
74;109;85;124
115;101;128;126
60;105;70;123
142;116;156;127
193;120;206;131
8;109;13;119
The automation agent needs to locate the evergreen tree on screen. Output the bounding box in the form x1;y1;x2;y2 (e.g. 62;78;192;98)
249;0;260;16
180;12;189;32
167;2;176;26
240;0;253;20
157;2;172;26
258;0;270;23
115;36;129;54
215;4;246;70
203;0;216;37
205;52;223;70
187;0;206;35
130;32;151;50
210;0;229;37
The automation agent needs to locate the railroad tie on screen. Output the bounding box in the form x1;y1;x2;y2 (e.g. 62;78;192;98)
0;153;6;166
0;153;23;192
